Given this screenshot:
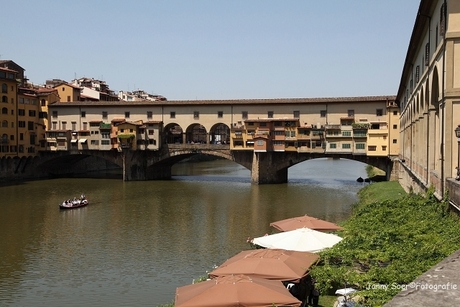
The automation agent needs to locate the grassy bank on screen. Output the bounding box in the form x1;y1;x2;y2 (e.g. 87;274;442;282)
310;182;460;306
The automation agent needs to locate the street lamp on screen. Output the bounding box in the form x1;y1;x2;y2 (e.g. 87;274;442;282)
455;125;460;180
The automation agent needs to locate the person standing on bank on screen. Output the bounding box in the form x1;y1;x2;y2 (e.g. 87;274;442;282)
308;280;320;307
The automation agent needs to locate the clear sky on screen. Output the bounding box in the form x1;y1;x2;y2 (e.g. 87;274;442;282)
1;0;420;100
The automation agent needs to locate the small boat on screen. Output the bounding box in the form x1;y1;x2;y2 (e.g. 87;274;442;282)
60;194;89;209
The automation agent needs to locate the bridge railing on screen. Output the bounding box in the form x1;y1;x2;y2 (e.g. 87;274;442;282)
166;143;230;150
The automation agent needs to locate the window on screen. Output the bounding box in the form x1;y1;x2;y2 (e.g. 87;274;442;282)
81;111;86;118
342;131;351;136
72;122;76;131
20;133;24;141
368;145;377;151
62;122;67;130
1;120;7;127
293;111;300;118
125;112;130;118
376;109;383;116
41;99;46;106
382;146;387;151
147;111;152;119
1;96;6;103
1;84;7;93
170;111;176;118
217;111;223;118
393;124;397;129
393;139;398;144
356;143;365;150
102;111;108;119
342;143;351;149
320;110;326;117
242;111;248;120
28;121;34;130
194;111;199;119
67;96;71;102
329;143;337;149
29;110;36;117
347;110;354;117
268;111;274;118
19;121;26;128
393;111;398;115
1;107;7;114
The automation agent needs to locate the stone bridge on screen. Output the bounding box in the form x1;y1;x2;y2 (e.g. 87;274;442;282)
2;145;396;184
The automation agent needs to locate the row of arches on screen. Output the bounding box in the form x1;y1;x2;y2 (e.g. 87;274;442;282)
163;122;230;145
400;63;442;190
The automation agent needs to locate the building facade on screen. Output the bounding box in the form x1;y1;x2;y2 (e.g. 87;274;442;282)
397;0;460;197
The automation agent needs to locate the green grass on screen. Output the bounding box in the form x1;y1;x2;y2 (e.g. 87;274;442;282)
357;181;405;205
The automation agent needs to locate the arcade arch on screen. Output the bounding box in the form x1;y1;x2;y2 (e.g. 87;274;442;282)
209;123;230;144
164;123;184;144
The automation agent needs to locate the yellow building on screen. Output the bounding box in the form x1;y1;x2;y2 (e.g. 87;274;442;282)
53;82;81;102
0;66;18;157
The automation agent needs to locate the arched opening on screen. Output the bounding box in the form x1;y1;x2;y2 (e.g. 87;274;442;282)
430;68;440;172
209;123;230;144
164;123;184;144
185;124;207;144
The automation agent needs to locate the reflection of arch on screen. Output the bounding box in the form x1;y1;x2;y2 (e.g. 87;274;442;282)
2;133;7;142
186;124;207;144
209;123;230;144
164;123;184;144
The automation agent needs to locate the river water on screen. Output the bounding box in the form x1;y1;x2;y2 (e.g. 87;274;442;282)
0;157;368;307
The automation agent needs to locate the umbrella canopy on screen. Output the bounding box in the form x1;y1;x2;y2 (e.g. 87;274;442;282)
175;274;301;307
270;215;343;232
209;249;319;282
335;288;357;296
252;227;343;253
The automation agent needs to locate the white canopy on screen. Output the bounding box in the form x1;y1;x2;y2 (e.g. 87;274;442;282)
252;227;342;253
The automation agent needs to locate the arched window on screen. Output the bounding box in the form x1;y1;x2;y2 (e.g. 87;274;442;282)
2;95;7;103
1;134;7;142
2;120;8;127
2;107;7;114
1;84;7;93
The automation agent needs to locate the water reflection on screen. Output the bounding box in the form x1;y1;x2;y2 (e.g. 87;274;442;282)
0;158;368;306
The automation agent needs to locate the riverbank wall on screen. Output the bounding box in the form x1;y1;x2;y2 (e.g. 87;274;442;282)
0;155;120;183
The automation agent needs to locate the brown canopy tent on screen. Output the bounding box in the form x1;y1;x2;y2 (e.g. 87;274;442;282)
175;274;301;307
270;215;343;232
209;249;319;282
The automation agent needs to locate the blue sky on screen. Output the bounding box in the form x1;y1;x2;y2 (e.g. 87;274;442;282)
1;0;420;100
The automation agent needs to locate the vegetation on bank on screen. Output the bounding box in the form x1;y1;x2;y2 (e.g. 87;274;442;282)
310;182;460;306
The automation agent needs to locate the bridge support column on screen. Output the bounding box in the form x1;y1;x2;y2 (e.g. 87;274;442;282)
122;150;148;181
251;152;288;184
